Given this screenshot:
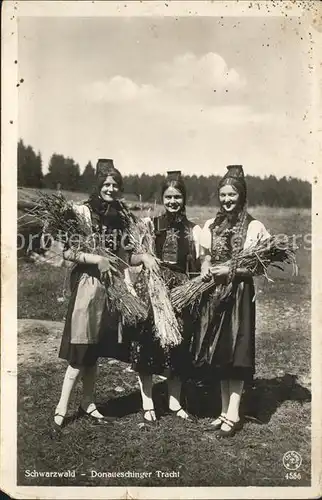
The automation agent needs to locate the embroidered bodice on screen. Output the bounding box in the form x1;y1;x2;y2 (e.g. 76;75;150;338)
152;213;201;274
201;213;270;265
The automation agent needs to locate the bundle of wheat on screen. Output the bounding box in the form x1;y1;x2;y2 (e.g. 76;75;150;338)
30;193;148;325
170;235;298;312
117;204;183;348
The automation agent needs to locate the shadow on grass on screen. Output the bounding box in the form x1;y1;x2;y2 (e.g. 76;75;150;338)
98;388;142;418
98;380;183;420
242;373;311;424
97;373;310;425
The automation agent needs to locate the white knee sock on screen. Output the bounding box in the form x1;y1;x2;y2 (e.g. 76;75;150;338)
167;376;182;411
55;365;81;425
226;379;244;423
138;373;154;412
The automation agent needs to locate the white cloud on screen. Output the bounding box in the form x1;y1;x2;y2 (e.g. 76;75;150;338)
82;76;157;103
82;52;245;106
159;52;246;92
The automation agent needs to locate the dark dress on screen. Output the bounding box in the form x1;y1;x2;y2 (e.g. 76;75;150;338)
127;212;200;378
192;213;256;382
59;202;130;368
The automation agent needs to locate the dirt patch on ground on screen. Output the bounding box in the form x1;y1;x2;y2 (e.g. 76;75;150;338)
18;319;64;366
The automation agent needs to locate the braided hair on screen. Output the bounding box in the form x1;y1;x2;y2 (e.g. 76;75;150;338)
213;174;248;283
227;205;248;283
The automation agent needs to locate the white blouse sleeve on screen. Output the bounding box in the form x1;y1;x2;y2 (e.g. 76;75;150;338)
192;224;202;259
244;220;270;249
199;218;215;252
72;203;92;231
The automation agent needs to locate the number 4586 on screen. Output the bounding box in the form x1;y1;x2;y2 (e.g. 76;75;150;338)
285;472;301;480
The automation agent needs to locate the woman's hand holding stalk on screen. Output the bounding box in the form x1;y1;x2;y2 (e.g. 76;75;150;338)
97;256;119;284
63;249;119;284
200;254;213;282
142;254;160;273
130;253;160;274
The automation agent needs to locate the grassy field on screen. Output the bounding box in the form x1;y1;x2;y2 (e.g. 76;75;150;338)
17;204;311;487
18;186;153;210
18;186;92;204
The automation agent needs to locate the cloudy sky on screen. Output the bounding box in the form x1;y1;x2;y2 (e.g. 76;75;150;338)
18;14;314;179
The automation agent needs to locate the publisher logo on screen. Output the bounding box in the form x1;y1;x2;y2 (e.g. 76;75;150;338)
283;451;302;471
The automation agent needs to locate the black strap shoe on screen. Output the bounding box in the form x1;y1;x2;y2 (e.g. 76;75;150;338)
78;405;110;425
216;417;243;438
141;409;158;427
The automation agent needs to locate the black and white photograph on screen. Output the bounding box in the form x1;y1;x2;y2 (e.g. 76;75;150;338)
1;1;321;499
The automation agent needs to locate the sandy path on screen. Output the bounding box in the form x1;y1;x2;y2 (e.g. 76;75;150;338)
18;319;64;366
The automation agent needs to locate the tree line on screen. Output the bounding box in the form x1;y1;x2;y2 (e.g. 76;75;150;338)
18;139;95;194
18;139;311;208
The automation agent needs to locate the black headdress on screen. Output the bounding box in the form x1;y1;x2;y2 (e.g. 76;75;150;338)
218;164;247;207
86;158;124;229
95;158;123;191
161;170;187;208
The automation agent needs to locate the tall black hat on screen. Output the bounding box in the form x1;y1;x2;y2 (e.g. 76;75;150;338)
96;158;115;177
222;165;245;181
218;165;247;205
161;170;186;206
95;158;123;190
166;170;182;181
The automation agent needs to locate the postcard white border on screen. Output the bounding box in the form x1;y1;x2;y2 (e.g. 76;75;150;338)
1;1;321;499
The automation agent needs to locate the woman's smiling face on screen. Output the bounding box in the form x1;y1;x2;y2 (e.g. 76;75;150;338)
219;184;240;213
163;186;184;214
100;175;121;202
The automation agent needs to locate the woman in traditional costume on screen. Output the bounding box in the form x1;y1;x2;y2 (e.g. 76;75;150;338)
129;171;201;425
53;159;156;431
196;165;270;437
